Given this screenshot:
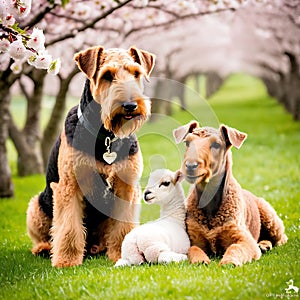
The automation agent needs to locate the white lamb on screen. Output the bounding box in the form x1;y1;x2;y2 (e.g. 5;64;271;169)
115;169;190;267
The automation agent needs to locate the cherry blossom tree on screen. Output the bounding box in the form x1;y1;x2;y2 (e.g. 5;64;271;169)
126;0;300;119
228;0;300;120
0;0;264;196
0;0;61;196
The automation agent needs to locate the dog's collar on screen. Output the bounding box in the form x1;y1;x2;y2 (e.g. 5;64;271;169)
77;104;120;164
77;104;117;142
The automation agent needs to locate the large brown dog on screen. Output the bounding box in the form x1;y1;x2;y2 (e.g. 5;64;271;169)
174;121;287;266
26;46;155;267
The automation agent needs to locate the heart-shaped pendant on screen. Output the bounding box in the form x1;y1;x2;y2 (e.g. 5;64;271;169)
103;151;117;164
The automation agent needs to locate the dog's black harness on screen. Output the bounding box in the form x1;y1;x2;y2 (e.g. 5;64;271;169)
65;79;139;164
38;79;139;222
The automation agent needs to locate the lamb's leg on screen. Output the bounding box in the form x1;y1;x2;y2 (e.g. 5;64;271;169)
115;258;132;267
143;243;187;264
143;243;169;263
158;252;188;263
114;232;145;267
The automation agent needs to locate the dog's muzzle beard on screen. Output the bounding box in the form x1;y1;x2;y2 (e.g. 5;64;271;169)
103;97;151;139
183;162;211;185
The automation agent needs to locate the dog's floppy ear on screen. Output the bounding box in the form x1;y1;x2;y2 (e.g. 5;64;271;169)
220;124;247;149
128;46;156;79
173;120;199;144
74;46;104;80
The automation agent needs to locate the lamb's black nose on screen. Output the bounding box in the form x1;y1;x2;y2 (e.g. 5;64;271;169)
144;190;151;201
122;102;137;112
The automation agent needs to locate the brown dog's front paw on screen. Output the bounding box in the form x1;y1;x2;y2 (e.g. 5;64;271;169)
258;240;272;252
219;256;242;267
188;246;211;265
51;255;83;268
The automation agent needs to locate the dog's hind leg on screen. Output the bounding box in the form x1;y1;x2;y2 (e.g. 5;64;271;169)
256;197;288;246
26;195;52;256
104;218;135;262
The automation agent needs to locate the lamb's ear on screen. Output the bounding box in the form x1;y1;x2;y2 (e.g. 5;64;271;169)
74;46;104;80
173;121;199;144
173;170;184;184
128;46;156;80
220;124;247;149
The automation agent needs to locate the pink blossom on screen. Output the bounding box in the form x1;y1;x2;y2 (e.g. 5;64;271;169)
27;28;45;51
133;0;149;7
0;52;10;71
31;52;53;69
0;39;10;53
95;0;114;11
10;60;23;74
8;38;27;60
0;0;13;19
13;0;32;18
2;14;16;26
27;53;38;66
71;3;91;19
47;58;61;75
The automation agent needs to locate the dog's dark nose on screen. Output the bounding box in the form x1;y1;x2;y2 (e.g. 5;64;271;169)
122;102;138;112
185;161;199;171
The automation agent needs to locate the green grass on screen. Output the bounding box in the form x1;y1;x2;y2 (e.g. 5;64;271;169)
1;74;299;299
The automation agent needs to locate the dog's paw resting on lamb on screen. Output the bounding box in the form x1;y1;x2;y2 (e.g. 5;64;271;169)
115;169;190;267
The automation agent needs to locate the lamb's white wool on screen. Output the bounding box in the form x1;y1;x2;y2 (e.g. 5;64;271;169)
115;169;190;267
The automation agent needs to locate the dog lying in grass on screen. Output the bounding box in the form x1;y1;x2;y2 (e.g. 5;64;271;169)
174;121;287;266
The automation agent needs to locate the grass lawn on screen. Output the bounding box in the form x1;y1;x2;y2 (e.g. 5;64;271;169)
1;74;299;299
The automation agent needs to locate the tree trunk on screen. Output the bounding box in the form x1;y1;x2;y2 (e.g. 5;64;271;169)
41;68;79;167
206;72;224;99
9;69;46;176
283;52;300;120
151;79;172;120
262;53;300;121
0;83;14;197
173;77;187;111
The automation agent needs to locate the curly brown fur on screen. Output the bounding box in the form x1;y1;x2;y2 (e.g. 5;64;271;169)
26;46;155;267
174;121;287;266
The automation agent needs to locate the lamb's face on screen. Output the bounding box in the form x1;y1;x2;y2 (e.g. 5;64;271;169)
143;169;182;205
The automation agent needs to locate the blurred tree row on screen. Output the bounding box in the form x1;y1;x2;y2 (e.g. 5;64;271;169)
1;0;299;198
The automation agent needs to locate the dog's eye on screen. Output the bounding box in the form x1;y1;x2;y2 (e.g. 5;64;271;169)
184;140;190;147
211;142;221;150
102;71;114;82
134;71;140;78
159;181;170;187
